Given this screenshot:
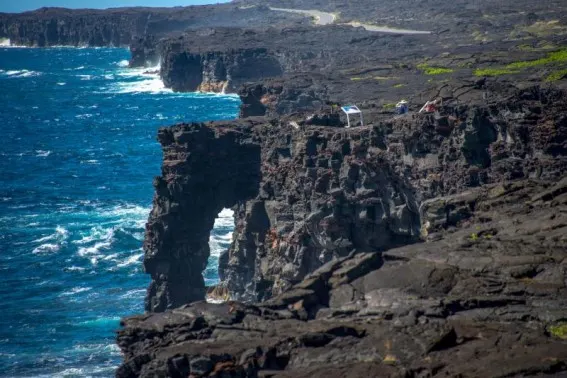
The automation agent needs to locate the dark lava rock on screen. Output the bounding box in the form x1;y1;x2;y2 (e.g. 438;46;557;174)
118;175;567;376
144;85;567;312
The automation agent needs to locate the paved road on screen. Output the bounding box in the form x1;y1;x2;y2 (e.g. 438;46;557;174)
269;7;337;26
269;7;431;34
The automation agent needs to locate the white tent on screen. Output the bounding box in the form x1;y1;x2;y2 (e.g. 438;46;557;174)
341;105;363;128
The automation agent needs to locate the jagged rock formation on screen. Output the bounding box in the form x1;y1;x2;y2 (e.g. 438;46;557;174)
144;120;263;313
144;84;567;313
118;176;567;377
144;117;421;312
0;4;305;48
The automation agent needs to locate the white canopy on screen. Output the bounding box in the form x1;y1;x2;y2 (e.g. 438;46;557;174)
341;105;363;128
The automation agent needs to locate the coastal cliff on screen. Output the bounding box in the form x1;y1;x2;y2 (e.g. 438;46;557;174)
0;4;305;48
143;84;567;312
119;0;567;369
6;0;566;376
119;86;567;377
144;117;422;312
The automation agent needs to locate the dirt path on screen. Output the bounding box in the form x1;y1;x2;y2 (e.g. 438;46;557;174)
269;7;431;34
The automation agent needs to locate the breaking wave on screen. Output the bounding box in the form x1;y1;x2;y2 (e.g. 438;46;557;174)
1;69;42;78
0;47;240;377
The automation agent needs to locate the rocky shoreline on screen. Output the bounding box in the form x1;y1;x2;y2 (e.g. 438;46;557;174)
3;1;567;376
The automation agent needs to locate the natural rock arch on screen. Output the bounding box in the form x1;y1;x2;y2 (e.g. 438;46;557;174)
143;122;262;312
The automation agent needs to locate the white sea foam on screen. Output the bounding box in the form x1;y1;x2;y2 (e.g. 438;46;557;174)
110;76;172;94
214;208;235;228
0;38;10;47
119;288;146;299
64;266;86;272
31;226;68;254
116;59;130;67
116;253;142;268
32;243;60;254
35;150;51;157
57;82;66;86
78;241;111;256
64;65;85;71
78;74;93;81
218;231;233;241
3;69;42;78
60;287;92;296
33;226;68;243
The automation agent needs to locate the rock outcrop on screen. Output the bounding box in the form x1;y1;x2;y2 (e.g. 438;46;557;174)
0;4;305;49
144;84;567;313
118;177;567;377
144;117;421;312
144;119;263;313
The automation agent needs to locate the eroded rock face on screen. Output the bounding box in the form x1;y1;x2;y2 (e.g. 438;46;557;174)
118;177;567;376
144;120;263;312
160;47;284;93
144;117;421;310
145;85;567;311
0;5;307;49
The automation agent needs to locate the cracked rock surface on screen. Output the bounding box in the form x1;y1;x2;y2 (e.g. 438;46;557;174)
118;176;567;377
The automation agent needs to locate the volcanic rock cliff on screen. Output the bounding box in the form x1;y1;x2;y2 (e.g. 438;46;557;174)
116;0;567;372
120;84;567;377
0;5;305;48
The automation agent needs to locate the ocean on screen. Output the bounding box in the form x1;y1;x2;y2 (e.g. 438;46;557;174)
0;47;239;377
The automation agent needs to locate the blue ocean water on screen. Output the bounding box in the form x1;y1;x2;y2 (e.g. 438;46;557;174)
0;47;238;377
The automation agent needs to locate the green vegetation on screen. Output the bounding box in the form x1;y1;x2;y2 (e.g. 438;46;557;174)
546;69;567;82
474;48;567;79
470;233;479;242
506;49;567;70
350;77;365;81
393;83;406;88
474;68;519;77
417;63;454;75
382;103;396;110
548;323;567;339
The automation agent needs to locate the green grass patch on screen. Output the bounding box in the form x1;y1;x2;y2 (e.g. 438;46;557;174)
506;48;567;69
474;67;520;77
393;83;406;88
382;103;396;110
546;68;567;82
548;323;567;339
417;63;454;75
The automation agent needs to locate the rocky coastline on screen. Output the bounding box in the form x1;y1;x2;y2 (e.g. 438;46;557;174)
3;1;567;376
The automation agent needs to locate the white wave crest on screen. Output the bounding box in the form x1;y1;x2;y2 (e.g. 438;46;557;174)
2;69;42;78
33;226;68;243
110;77;171;94
116;60;130;67
119;288;146;299
63;65;85;71
32;226;68;254
116;253;142;268
78;241;111;257
59;287;92;296
214;208;234;228
32;243;61;254
36;150;51;157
